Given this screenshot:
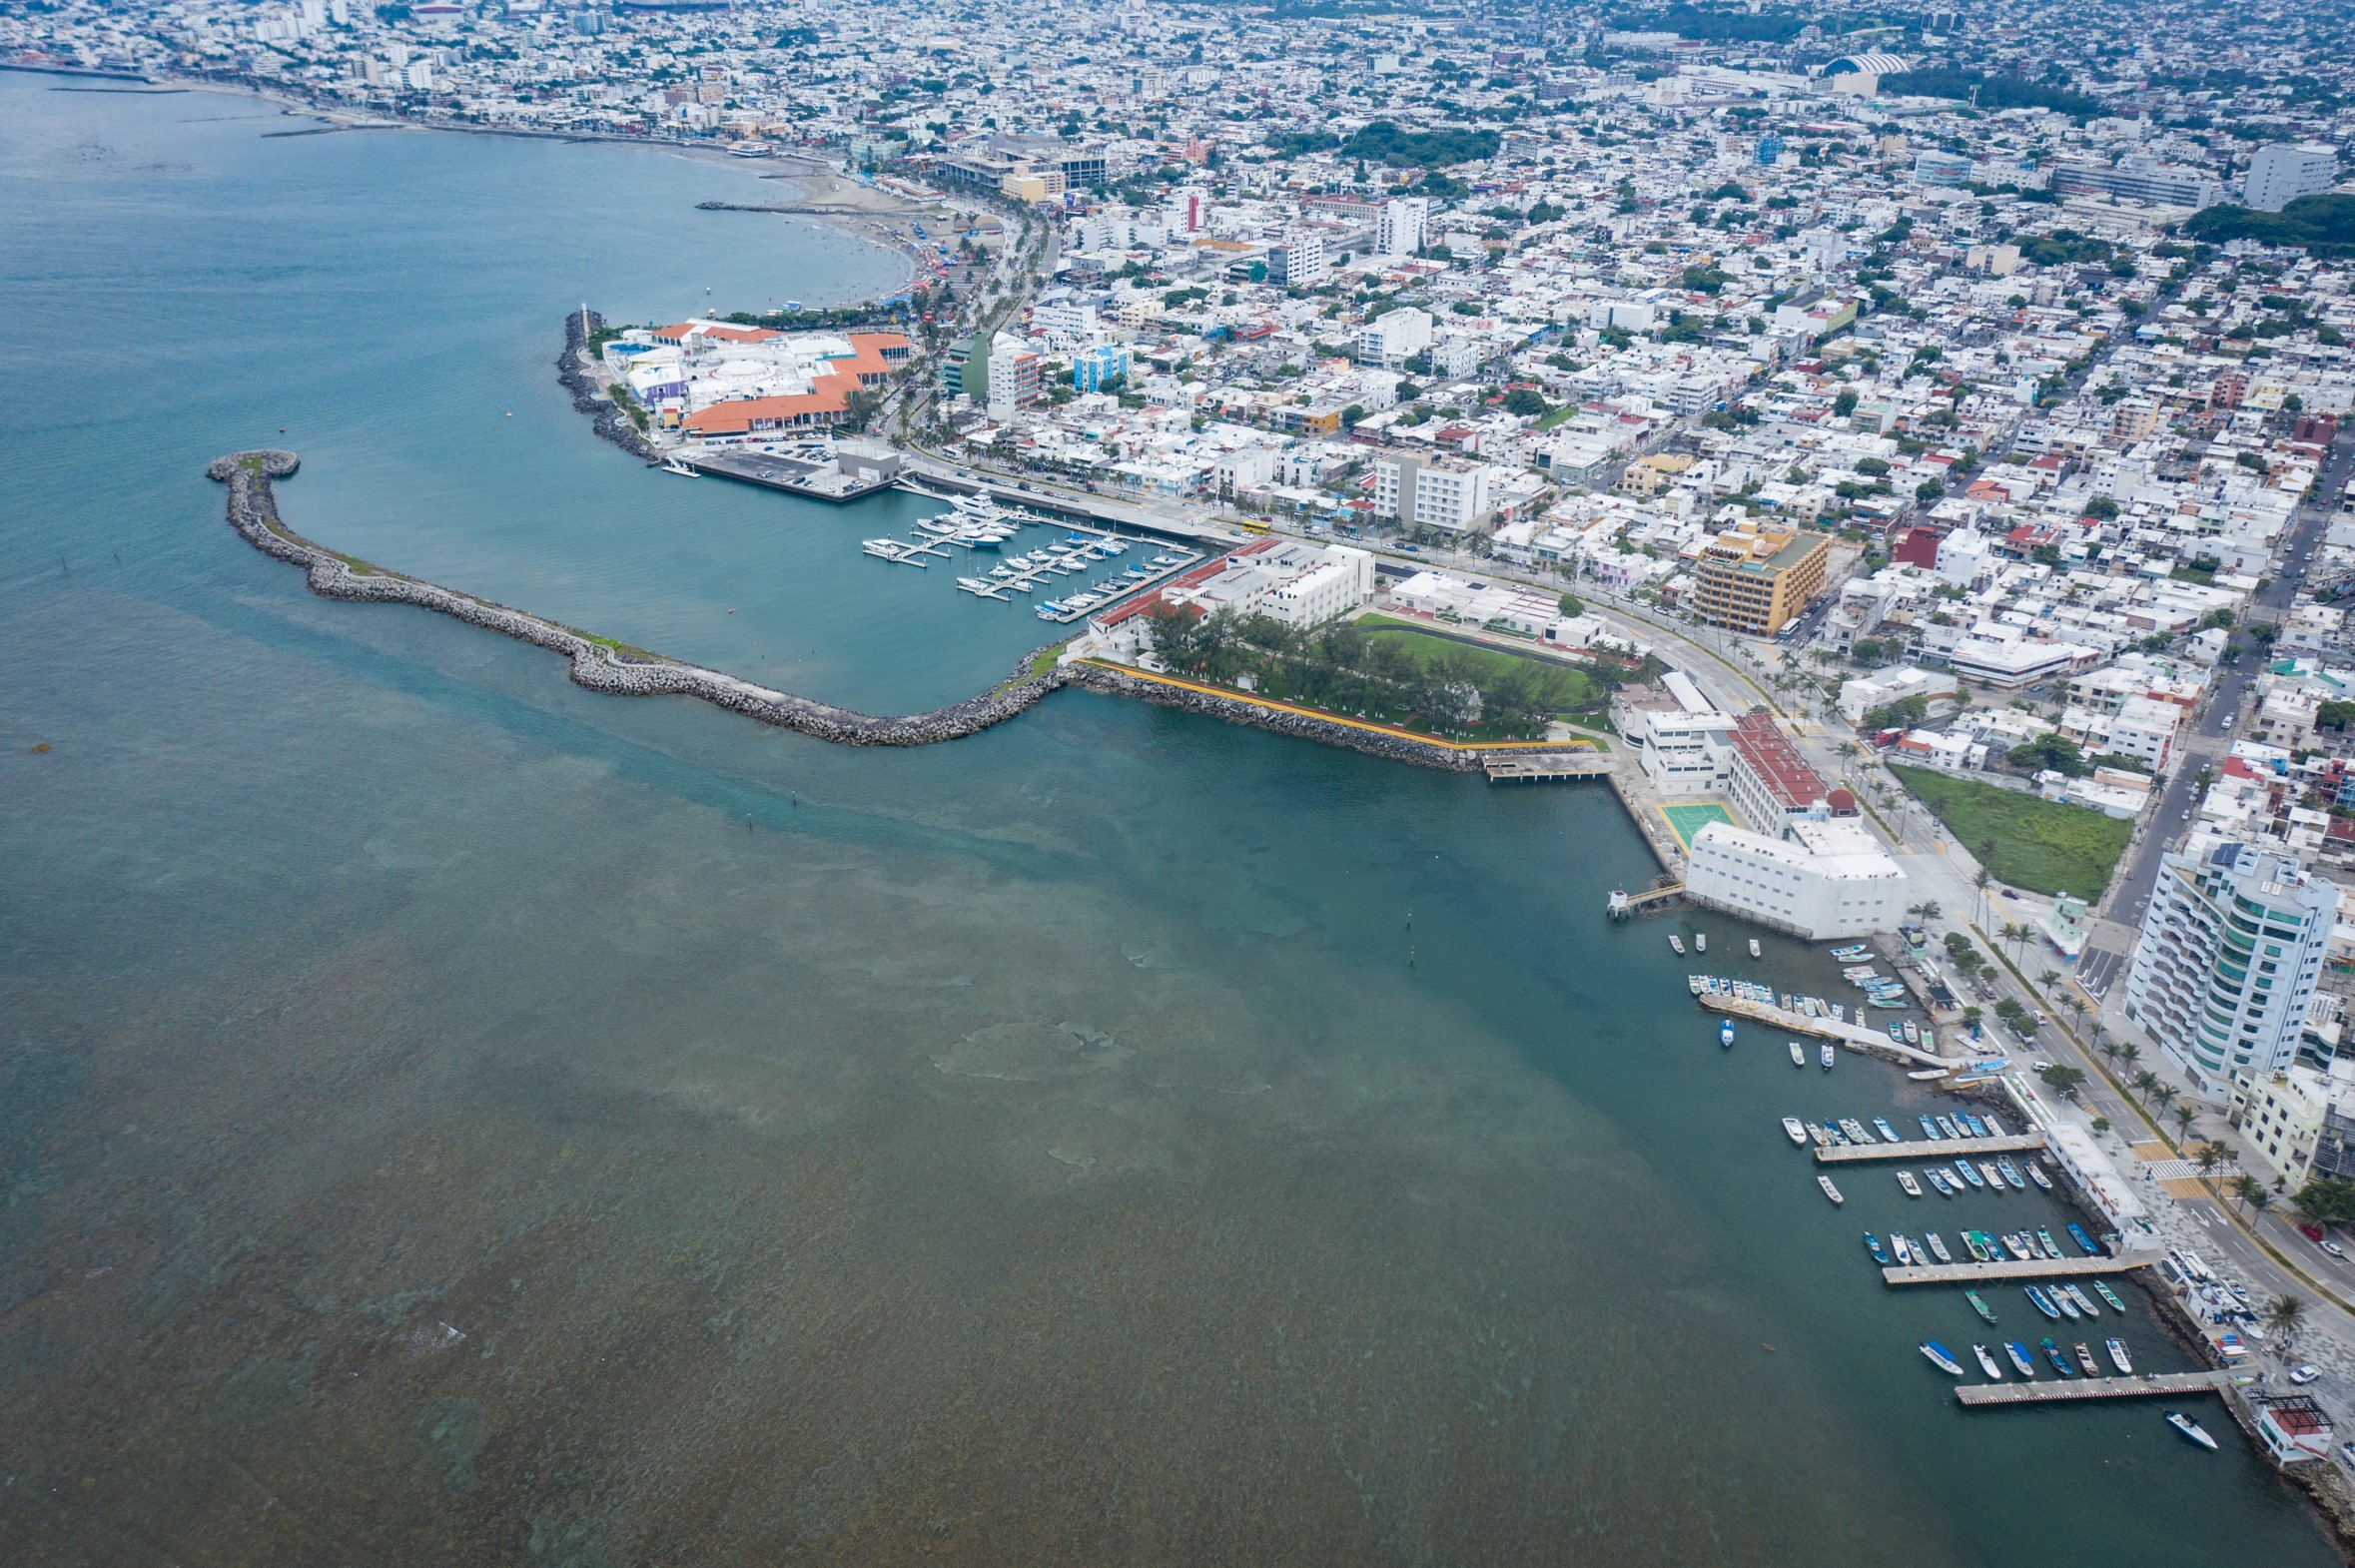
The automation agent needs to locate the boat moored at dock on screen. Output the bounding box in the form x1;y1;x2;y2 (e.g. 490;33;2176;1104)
2167;1411;2218;1450
1921;1340;1965;1376
1783;1117;1809;1145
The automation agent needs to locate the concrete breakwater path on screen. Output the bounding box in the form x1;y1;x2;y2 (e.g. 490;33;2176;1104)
205;449;1068;746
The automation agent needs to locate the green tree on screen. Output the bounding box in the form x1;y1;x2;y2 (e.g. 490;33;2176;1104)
2266;1293;2306;1356
2037;1063;2086;1099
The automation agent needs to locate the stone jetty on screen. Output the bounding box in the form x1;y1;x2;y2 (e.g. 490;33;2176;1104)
206;449;1069;746
558;309;660;463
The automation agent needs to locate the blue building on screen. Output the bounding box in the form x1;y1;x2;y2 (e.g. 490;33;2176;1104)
1073;343;1131;393
1756;135;1784;168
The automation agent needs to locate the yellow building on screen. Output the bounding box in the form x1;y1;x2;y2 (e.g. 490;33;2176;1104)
1616;451;1694;498
1692;520;1832;637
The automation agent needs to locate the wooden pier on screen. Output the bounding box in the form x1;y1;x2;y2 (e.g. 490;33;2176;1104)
1816;1133;2046;1164
1955;1371;2229;1407
1486;751;1614;783
1695;992;1949;1067
1881;1254;2144;1285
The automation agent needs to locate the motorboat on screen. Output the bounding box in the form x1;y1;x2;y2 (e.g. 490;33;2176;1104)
2052;1286;2082;1321
2068;1223;2101;1255
2094;1282;2128;1314
1892;1233;1917;1266
2166;1412;2218;1451
1983;1113;2009;1138
1960;1115;1989;1138
1903;1020;1922;1046
1821;1044;1836;1072
2025;1162;2054;1191
660;457;698;476
1966;1289;1996;1323
1920;1341;1965;1376
1783;1117;1809;1145
1670;935;1686;955
1819;1176;1845;1205
1977;1162;2005;1190
1973;1343;2004;1379
2025;1286;2062;1320
1865;1232;1891;1265
1695;933;1707;953
1719;1019;1737;1050
1955;1161;1985;1190
1998;1160;2026;1190
1919;1116;1944;1140
1929;1233;1955;1264
1749;938;1762;959
1790;1042;1807;1069
1888;1023;1906;1043
2106;1338;2133;1374
1927;1169;1956;1196
1807;1123;1832;1148
2005;1341;2037;1377
2065;1284;2102;1318
2041;1337;2075;1377
1963;1232;1992;1263
2074;1342;2101;1376
1841;1120;1874;1145
2035;1228;2062;1260
1936;1117;1963;1140
1898;1170;1923;1197
1829;945;1872;963
2001;1234;2034;1262
1874;1119;1903;1144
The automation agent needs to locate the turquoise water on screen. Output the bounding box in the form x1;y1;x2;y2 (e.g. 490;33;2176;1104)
0;76;2338;1565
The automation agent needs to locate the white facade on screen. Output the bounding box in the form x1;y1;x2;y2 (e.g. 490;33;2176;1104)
1612;673;1735;797
2243;144;2339;214
1373;452;1495;534
1270;230;1327;287
2123;837;2341;1093
1260;545;1375;626
1685;819;1907;939
1375;196;1428;259
1356;306;1432;369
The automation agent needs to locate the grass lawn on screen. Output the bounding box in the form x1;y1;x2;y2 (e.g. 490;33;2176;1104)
1890;764;2133;900
1357;622;1599;710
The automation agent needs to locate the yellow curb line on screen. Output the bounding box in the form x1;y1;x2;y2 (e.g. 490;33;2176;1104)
1078;661;1594;752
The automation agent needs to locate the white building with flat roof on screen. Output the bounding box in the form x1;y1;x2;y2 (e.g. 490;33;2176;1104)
2244;144;2339;214
1684;818;1907;939
1260;544;1374;626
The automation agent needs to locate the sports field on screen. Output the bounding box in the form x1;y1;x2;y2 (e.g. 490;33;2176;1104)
1659;802;1737;850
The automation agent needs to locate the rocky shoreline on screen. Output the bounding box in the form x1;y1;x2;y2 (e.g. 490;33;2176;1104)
206;449;1069;746
558;310;661;463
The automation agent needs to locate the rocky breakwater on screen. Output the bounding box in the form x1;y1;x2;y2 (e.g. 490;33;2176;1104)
206;450;1068;746
1068;661;1486;772
558;309;660;463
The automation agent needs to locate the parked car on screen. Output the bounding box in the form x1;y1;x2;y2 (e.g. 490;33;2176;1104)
2291;1364;2323;1385
2326;1239;2348;1259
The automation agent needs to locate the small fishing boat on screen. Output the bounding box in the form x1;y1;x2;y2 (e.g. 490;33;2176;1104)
1927;1169;1956;1196
1821;1044;1836;1072
1783;1117;1809;1145
2005;1341;2037;1377
2067;1222;2101;1255
1898;1170;1923;1197
1972;1342;2003;1378
1819;1175;1845;1205
1892;1233;1916;1266
1955;1161;1985;1189
2065;1284;2102;1318
2052;1286;2082;1321
1830;945;1872;963
1749;938;1762;959
1874;1119;1903;1144
2106;1337;2132;1374
1719;1019;1737;1049
1807;1123;1832;1148
1978;1162;2005;1190
1695;933;1707;953
2167;1412;2218;1451
2001;1234;2034;1262
1790;1042;1807;1068
2025;1286;2062;1320
2094;1281;2128;1314
1983;1113;2009;1138
2074;1342;2101;1376
1967;1289;1996;1323
2036;1228;2062;1260
2041;1337;2075;1377
1919;1116;1943;1140
1964;1231;1993;1262
2025;1161;2053;1191
1998;1159;2026;1190
1921;1340;1965;1376
1903;1020;1922;1046
1929;1232;1955;1263
1841;1119;1874;1145
1937;1116;1962;1140
1889;1022;1906;1043
1958;1114;1985;1138
1669;935;1685;955
1864;1232;1891;1265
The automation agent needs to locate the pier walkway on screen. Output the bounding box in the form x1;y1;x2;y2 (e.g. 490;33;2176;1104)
1882;1255;2143;1284
1485;751;1614;783
1816;1133;2047;1165
1695;993;1949;1068
1955;1371;2229;1407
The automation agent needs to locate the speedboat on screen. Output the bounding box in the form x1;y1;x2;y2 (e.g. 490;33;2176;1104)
1821;1044;1836;1072
1790;1042;1807;1069
1919;1116;1944;1140
2106;1338;2133;1374
660;457;698;476
1695;933;1707;953
1973;1343;2003;1378
1966;1289;1996;1323
2025;1161;2053;1191
2094;1281;2128;1313
1955;1161;1985;1190
1865;1232;1891;1265
2005;1341;2037;1377
1898;1170;1923;1197
1719;1019;1737;1049
2166;1412;2218;1451
1927;1169;1956;1196
2025;1286;2062;1320
1903;1020;1922;1046
2068;1223;2101;1255
1819;1176;1845;1205
1929;1233;1956;1264
1783;1117;1809;1145
1920;1340;1965;1376
1875;1119;1903;1144
1749;938;1762;959
2074;1342;2101;1376
2001;1234;2034;1262
1670;935;1686;955
2041;1337;2075;1377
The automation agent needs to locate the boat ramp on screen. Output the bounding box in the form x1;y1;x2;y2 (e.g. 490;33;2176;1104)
1881;1254;2143;1285
1694;991;1948;1068
1815;1132;2047;1165
1955;1370;2229;1408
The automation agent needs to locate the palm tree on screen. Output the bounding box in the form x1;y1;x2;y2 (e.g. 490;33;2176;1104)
2116;1042;2139;1072
2249;1186;2273;1224
2230;1173;2263;1215
2267;1293;2307;1356
1973;867;1992;923
2131;1070;2160;1102
2194;1142;2225;1184
2150;1083;2179;1116
2171;1103;2197;1142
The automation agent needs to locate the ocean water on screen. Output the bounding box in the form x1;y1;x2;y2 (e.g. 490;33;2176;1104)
0;75;2338;1565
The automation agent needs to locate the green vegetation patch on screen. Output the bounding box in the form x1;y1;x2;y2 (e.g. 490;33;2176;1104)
1340;121;1501;170
2186;195;2355;258
1890;763;2132;900
1879;70;2101;117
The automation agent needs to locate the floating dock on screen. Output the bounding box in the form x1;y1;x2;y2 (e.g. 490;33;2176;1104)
1816;1133;2047;1164
1485;751;1614;783
1881;1254;2143;1285
1695;992;1948;1067
1955;1370;2229;1407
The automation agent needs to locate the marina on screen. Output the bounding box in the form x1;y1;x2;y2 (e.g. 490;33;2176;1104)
1693;990;1948;1067
858;495;1204;624
1954;1372;2232;1408
1881;1255;2143;1285
1815;1133;2049;1165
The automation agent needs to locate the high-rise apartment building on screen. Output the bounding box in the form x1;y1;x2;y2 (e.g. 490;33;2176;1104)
2244;144;2340;214
1691;521;1831;637
2123;838;2340;1094
1375;197;1428;259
